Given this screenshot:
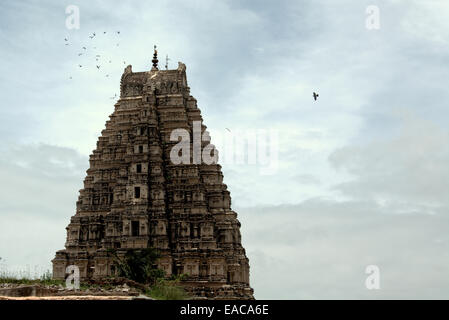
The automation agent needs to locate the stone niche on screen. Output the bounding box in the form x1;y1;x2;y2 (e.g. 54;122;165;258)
183;260;200;277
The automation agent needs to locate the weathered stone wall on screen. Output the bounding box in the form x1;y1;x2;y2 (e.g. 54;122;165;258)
52;62;253;299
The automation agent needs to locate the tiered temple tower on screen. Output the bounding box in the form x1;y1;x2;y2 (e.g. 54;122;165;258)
52;52;254;299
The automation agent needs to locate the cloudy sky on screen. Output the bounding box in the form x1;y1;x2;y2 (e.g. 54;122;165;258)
0;0;448;299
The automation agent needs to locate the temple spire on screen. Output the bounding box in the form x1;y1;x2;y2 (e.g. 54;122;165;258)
151;45;158;70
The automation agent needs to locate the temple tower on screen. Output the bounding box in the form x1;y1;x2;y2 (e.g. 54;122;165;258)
52;53;253;299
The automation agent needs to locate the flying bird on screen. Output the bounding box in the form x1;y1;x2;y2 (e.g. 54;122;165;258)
82;47;86;50
117;31;120;34
225;128;231;132
78;53;83;56
96;65;100;69
313;92;319;101
79;65;82;68
105;74;109;77
64;38;68;41
103;31;107;34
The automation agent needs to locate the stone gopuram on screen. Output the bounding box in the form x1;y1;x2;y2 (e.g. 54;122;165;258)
52;51;254;299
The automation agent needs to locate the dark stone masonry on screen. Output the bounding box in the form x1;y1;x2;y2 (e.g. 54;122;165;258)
52;52;254;299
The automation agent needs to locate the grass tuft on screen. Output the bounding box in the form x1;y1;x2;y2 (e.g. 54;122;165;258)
148;279;188;300
0;269;64;287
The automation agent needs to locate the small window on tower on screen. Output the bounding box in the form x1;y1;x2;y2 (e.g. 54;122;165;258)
135;187;141;198
138;145;143;153
131;221;140;236
136;164;142;173
140;127;146;135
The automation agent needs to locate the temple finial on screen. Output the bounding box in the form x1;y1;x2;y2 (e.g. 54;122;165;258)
152;45;158;70
165;54;170;70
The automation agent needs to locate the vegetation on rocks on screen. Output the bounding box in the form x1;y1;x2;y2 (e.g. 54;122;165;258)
107;248;189;299
0;252;189;300
107;248;165;285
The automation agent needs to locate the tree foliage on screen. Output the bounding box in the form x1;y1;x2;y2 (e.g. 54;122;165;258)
107;248;165;285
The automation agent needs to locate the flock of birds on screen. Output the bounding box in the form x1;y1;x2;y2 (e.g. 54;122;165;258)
65;30;125;99
64;31;321;103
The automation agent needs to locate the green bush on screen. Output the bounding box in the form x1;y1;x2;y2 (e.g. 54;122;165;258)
149;279;188;300
108;248;165;285
106;249;189;299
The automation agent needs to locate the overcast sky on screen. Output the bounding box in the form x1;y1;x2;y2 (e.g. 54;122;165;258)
0;0;448;299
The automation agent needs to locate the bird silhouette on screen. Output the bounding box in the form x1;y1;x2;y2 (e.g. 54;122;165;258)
82;47;86;50
313;92;319;101
79;65;82;68
105;74;109;77
226;128;231;132
64;38;68;41
117;31;120;34
78;53;83;56
96;65;100;69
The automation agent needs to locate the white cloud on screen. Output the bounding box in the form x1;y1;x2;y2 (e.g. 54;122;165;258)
0;144;85;269
0;0;448;299
329;113;449;213
238;201;449;299
400;0;449;47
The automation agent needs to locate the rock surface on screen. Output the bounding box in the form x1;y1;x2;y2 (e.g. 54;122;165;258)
0;282;143;300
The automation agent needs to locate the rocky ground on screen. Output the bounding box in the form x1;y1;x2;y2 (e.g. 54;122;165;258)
0;295;142;300
0;279;153;300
